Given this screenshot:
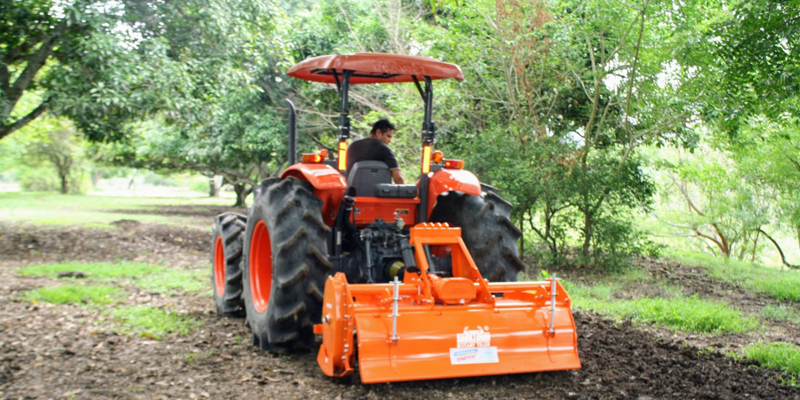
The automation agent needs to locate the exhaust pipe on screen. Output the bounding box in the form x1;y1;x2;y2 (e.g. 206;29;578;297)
286;99;297;165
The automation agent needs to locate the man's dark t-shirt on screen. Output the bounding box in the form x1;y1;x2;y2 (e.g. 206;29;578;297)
345;137;400;178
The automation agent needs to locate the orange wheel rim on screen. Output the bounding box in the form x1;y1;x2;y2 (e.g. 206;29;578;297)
213;236;225;296
250;220;273;313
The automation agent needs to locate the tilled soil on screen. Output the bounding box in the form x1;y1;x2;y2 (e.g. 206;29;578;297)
0;220;209;268
1;212;799;399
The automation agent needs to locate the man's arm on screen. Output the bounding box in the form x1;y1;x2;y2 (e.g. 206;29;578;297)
380;143;405;184
391;168;405;184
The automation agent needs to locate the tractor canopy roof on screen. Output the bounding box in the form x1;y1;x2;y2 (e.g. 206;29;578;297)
287;53;463;84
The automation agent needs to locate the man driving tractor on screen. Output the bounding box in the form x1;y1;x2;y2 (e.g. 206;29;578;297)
345;119;406;184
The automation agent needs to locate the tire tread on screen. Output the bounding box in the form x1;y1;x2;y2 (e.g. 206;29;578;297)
211;212;248;316
242;177;329;352
429;190;524;282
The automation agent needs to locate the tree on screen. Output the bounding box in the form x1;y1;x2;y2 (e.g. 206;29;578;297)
1;0;160;141
412;0;701;267
705;0;800;133
0;0;67;139
33;119;84;194
2;112;89;194
81;0;297;206
127;90;290;207
3;0;287;146
654;144;770;259
727;117;800;267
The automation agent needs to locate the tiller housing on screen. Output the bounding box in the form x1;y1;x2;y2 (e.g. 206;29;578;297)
315;223;580;383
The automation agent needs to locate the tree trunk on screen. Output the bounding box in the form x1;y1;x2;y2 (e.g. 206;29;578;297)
60;172;68;194
518;213;524;257
232;183;251;208
209;177;218;197
527;203;561;259
50;154;72;194
582;210;593;258
544;203;558;256
759;228;800;269
751;229;760;263
91;170;101;187
721;240;731;258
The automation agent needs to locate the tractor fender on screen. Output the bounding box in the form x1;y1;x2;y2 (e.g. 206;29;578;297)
282;163;347;226
426;168;481;218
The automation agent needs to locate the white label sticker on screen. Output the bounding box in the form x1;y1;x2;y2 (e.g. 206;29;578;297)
449;347;499;365
456;326;491;348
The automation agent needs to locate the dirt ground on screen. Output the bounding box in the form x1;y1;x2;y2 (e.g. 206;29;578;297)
1;205;799;399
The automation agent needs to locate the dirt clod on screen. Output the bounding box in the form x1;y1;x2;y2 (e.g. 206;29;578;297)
58;271;87;278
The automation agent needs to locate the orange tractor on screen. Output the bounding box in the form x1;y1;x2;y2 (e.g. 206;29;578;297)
211;53;580;383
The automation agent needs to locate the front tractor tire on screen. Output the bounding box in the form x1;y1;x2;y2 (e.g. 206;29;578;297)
211;213;247;316
429;190;525;282
242;177;332;352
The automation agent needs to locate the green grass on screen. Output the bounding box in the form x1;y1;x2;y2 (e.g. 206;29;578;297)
761;304;800;324
671;251;800;301
20;261;206;294
20;261;164;279
620;297;756;333
22;284;124;305
568;278;758;333
743;342;800;382
0;191;230;228
112;306;202;339
557;267;655;300
18;263;204;339
132;268;206;293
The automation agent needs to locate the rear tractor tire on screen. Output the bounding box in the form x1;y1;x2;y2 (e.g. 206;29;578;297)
242;177;332;352
429;189;525;282
211;213;247;316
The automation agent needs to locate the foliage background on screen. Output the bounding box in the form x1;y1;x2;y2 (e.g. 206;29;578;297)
2;0;799;269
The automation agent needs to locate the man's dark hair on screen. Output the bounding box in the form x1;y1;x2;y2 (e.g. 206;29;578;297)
370;119;395;135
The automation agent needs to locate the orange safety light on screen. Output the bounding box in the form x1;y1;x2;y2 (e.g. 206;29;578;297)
337;141;347;171
302;148;329;164
432;150;444;163
302;153;324;163
421;145;432;174
444;159;464;169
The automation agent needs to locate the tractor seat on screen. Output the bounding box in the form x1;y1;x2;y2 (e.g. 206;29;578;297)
347;161;417;198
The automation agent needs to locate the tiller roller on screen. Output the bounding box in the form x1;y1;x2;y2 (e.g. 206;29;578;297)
314;223;581;383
